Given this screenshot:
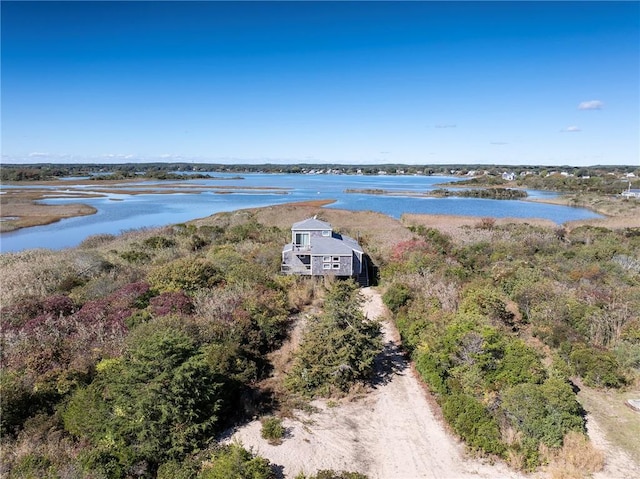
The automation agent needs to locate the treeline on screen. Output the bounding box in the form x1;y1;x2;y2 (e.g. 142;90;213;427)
517;173;640;195
0;215;376;478
381;223;639;469
2;163;638;182
449;175;640;195
0;166;216;182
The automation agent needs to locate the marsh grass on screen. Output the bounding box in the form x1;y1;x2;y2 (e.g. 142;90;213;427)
542;432;604;479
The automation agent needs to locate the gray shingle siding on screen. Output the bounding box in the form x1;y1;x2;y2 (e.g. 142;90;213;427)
281;217;366;281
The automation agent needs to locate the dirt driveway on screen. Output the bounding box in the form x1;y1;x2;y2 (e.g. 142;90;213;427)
229;288;528;479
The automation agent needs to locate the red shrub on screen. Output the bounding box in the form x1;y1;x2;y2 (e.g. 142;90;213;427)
391;239;432;262
150;291;194;317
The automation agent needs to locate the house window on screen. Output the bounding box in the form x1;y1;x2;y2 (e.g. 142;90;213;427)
294;233;309;247
323;256;331;262
332;263;340;269
323;263;331;270
322;230;330;237
332;256;339;262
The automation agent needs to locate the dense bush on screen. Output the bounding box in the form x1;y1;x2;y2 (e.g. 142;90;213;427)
382;221;635;469
441;390;504;455
0;212;295;477
63;325;226;474
148;257;222;293
286;281;382;396
143;235;177;249
569;346;626;388
198;443;275;479
501;379;585;468
382;283;412;313
459;285;516;330
150;290;194;316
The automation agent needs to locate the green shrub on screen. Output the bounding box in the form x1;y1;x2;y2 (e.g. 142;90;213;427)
63;326;226;470
460;285;515;329
205;340;259;383
414;348;447;395
148;257;222;293
10;452;54;478
209;247;266;286
199;443;275;479
143;235;176;249
409;225;452;254
441;390;504;455
382;283;412;313
501;379;585;468
394;308;431;353
79;233;117;248
120;249;151;263
157;458;199;479
490;338;546;388
570;346;626;388
260;416;285;445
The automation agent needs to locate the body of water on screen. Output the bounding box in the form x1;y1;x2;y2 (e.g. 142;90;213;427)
0;173;601;252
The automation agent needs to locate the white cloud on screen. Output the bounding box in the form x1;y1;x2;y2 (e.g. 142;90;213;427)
102;153;138;160
561;125;582;132
578;100;604;110
28;152;50;157
435;124;457;128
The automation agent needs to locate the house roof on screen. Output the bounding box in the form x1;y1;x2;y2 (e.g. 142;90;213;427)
339;234;363;253
310;236;359;255
282;234;363;256
292;217;332;231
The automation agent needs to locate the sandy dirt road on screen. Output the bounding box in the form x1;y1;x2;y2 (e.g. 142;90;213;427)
230;288;528;479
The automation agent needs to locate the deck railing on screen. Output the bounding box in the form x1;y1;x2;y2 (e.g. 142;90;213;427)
281;263;312;274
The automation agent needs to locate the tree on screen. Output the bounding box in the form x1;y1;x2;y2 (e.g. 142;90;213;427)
63;324;226;474
501;378;585;467
286;281;382;396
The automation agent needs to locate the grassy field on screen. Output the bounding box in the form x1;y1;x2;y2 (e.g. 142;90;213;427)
577;384;640;465
527;194;640;230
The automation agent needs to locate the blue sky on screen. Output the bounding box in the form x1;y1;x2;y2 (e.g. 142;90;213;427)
2;1;639;166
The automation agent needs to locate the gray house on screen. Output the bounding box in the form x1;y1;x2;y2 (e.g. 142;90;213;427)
281;217;369;286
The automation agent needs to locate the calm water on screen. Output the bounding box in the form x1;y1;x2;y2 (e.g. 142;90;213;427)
0;173;601;252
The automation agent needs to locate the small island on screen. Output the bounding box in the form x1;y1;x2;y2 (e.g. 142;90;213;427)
345;187;528;200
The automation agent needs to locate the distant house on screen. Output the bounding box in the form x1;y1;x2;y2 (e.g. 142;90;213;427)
502;172;516;181
622;188;640;199
281;217;369;286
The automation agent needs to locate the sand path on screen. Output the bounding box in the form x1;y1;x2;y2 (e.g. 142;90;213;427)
229;288;528;478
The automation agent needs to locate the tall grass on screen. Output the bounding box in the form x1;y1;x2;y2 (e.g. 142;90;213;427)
542;432;604;479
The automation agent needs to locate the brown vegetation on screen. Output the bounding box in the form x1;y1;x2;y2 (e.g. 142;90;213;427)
401;213;557;243
0;191;97;232
1;199;638;478
542;431;604;479
527;194;640;230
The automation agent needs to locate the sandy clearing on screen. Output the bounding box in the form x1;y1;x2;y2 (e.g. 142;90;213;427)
229;288;530;479
587;414;639;479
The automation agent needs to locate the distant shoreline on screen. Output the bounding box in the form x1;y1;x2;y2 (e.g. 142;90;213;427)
2;177;637;235
0;179;290;233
